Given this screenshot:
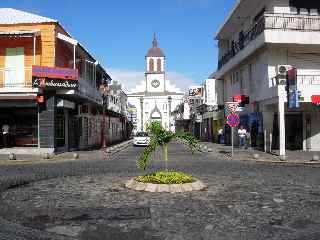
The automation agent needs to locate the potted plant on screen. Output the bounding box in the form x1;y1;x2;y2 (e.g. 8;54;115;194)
126;122;206;193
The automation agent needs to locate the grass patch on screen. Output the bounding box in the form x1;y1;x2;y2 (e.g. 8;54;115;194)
135;171;195;184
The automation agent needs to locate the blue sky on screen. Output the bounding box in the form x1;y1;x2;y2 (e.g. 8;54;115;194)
1;0;236;91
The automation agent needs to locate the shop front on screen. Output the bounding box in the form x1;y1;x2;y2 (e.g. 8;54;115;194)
0;99;38;148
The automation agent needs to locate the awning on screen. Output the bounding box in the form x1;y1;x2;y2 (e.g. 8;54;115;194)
0;30;40;37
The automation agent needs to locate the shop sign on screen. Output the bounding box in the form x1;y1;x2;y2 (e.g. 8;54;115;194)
32;77;78;89
312;95;320;106
32;65;79;80
188;86;203;98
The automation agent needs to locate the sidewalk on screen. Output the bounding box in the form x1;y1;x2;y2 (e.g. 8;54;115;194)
0;140;133;164
200;142;320;165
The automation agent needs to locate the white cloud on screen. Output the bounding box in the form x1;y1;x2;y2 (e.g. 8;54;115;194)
108;68;196;94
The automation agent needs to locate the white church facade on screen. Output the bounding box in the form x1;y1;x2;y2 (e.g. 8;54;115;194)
128;35;184;132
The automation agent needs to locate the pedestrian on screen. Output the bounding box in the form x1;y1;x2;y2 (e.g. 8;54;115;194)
238;125;247;149
2;123;10;148
218;128;224;144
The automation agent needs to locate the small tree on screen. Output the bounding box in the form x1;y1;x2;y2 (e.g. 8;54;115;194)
137;122;199;171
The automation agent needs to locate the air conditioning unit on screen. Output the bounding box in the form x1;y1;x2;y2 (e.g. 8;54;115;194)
277;65;292;76
277;65;292;85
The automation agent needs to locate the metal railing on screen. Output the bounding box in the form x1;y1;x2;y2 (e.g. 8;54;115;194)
270;75;320;87
218;13;320;69
0;67;32;88
297;75;320;85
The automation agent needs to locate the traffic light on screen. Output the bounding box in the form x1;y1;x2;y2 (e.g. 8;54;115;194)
286;68;297;91
233;95;249;108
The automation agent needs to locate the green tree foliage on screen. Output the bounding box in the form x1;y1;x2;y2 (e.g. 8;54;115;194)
137;122;200;171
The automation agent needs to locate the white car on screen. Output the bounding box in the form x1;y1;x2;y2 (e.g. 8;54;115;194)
133;132;150;146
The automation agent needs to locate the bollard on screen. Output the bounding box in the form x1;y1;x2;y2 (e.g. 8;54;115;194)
9;153;16;160
253;153;260;159
280;155;286;161
73;153;79;160
312;155;319;162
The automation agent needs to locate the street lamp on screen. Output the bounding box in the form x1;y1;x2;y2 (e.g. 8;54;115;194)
168;96;172;131
100;83;109;148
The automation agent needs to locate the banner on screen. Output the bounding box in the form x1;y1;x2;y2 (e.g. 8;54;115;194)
32;77;78;89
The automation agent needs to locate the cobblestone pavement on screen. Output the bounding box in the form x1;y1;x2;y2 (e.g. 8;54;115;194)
0;143;320;240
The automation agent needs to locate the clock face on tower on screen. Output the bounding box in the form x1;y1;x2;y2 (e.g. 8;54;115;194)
151;79;160;88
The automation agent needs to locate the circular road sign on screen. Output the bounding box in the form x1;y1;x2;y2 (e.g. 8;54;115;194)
227;114;240;127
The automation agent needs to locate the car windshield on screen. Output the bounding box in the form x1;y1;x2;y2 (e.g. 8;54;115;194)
136;132;148;137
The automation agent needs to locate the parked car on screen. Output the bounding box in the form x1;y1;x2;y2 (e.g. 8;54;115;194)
133;132;150;146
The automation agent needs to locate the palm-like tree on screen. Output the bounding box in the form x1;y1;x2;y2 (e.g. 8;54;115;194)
138;122;199;171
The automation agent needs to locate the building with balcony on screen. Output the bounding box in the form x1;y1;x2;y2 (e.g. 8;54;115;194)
104;80;131;144
0;8;111;154
214;0;320;156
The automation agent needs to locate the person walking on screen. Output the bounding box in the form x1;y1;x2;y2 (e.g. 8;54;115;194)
218;128;224;144
238;125;247;149
2;123;10;148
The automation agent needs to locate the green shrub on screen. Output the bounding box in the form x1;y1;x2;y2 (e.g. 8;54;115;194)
135;171;195;184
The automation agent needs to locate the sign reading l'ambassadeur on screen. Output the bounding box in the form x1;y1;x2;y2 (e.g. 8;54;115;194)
32;65;79;89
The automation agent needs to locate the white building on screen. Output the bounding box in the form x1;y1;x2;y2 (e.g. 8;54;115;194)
128;36;184;132
215;0;320;156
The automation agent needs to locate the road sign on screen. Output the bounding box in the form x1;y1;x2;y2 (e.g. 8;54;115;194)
227;114;240;127
225;102;239;113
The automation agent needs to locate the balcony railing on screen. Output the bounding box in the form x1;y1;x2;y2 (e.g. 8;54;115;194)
0;67;32;88
297;75;320;85
218;13;320;70
270;75;320;87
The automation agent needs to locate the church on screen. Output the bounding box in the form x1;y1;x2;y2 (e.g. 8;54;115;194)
128;35;184;132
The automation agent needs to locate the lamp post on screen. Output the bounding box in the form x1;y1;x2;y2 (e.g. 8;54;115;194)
168;96;172;131
100;84;109;148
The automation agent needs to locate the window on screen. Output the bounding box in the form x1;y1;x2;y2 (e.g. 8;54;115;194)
240;69;244;89
157;59;162;72
289;0;320;10
149;59;154;72
163;103;167;110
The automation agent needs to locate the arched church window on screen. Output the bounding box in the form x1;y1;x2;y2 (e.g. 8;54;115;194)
157;59;162;72
149;59;154;72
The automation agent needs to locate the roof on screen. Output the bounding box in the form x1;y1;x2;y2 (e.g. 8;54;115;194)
215;0;242;39
0;8;57;25
146;34;165;57
0;29;40;36
128;91;184;97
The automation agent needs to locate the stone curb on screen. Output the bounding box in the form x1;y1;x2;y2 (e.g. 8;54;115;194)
0;140;134;164
125;178;207;193
239;158;320;166
106;140;133;154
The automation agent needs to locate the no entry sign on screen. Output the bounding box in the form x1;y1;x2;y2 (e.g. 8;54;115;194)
227;114;240;127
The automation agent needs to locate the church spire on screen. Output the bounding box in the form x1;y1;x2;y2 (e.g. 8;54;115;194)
152;33;158;48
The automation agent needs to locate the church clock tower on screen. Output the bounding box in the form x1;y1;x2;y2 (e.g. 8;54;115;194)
145;34;166;93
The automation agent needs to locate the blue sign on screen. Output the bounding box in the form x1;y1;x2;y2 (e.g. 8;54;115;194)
288;90;301;109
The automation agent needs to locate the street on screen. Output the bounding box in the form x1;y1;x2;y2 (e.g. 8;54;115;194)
0;143;319;240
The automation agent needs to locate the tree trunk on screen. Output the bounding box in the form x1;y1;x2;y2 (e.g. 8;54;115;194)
163;144;168;171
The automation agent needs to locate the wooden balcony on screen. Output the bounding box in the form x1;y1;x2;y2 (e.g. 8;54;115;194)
0;67;33;88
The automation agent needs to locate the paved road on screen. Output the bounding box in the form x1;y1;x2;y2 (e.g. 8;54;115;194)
0;143;319;240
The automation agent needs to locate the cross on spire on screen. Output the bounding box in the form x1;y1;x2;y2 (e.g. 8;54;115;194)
152;33;158;48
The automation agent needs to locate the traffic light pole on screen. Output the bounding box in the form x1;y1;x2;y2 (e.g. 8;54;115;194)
279;85;286;160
